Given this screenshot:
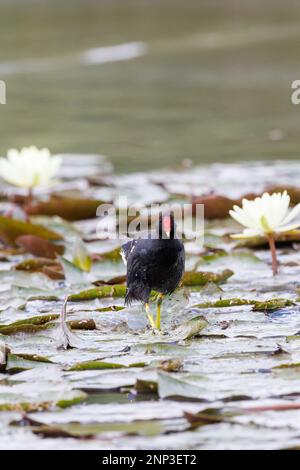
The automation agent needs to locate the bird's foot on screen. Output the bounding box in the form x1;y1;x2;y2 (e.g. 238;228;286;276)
145;301;163;331
147;313;157;329
155;294;163;330
145;303;157;329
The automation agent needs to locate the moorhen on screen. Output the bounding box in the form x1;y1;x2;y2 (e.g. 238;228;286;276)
121;212;185;329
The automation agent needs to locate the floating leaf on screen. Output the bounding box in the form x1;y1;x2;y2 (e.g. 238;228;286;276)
32;424;94;439
59;256;84;284
252;299;295;312
0;215;62;245
15;258;60;272
134;379;158;394
68;361;126;371
0;314;59;335
191;298;253;309
184;408;232;427
72;238;92;272
0;384;87;411
155;359;182;372
93;275;126;286
6;354;55;373
172;316;208;340
16;235;64;259
192;194;238;219
182;269;233;286
235;230;300;247
158;372;205;400
69;285;127;301
0;340;9;371
96;246;122;262
27;197;106;221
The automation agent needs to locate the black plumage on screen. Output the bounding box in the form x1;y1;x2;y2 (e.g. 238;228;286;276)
121;213;185;328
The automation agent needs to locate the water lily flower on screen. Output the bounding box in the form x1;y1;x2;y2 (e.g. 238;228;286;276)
229;191;300;275
0;146;62;192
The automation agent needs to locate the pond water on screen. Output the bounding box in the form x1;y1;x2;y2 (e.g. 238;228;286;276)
0;0;300;171
1;158;300;449
1;0;300;451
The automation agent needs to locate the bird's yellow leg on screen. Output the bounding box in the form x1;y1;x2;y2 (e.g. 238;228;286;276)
145;303;156;329
155;294;164;330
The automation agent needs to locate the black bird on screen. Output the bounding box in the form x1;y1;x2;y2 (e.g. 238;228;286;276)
121;212;185;329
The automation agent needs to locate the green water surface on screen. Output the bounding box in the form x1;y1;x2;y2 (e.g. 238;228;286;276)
0;0;299;171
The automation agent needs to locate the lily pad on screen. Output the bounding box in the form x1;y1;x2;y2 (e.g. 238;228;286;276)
27;197;106;221
0;216;62;245
69;285;127;301
182;269;234;286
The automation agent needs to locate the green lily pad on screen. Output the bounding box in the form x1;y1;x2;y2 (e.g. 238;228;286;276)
69;285;127;301
68;360;127;371
252;299;295;312
182;269;234;286
0;216;62;245
0;340;9;371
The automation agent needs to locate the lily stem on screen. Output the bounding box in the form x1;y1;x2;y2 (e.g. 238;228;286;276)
267;234;278;276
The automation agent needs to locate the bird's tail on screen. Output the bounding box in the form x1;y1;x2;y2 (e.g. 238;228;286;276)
125;287;134;307
124;283;151;306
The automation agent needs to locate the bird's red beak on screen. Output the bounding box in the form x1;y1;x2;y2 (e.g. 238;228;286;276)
163;216;171;237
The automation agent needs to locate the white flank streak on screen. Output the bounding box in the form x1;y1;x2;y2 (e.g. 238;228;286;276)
0;42;147;76
81;42;147;64
120;248;127;266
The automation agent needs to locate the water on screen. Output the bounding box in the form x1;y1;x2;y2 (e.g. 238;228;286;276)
0;0;300;172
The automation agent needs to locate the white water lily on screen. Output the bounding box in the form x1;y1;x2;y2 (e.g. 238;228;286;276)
229;191;300;238
229;191;300;275
0;146;62;189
